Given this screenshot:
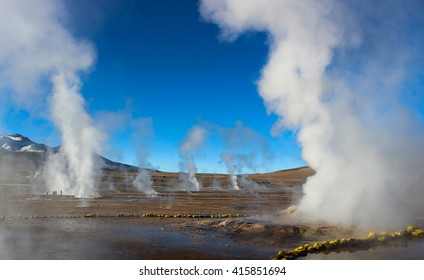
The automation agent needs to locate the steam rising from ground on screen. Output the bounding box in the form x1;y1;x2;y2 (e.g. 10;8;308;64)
178;121;273;191
133;169;157;197
46;72;103;197
201;0;424;228
131;117;157;197
220;152;239;190
179;125;208;190
0;0;103;197
217;121;274;190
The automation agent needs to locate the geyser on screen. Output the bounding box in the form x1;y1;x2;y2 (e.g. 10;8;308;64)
179;125;208;190
220;152;239;190
0;0;103;197
133;169;157;197
131;117;157;197
215;121;274;191
201;0;424;228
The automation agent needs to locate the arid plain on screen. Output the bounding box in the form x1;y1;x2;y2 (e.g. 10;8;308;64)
1;161;424;260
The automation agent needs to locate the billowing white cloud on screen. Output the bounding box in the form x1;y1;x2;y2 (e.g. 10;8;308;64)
201;0;424;229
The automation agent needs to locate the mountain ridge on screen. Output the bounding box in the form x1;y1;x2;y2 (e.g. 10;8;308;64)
0;133;141;172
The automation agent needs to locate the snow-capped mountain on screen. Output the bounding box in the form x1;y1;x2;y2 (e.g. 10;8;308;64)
0;133;141;172
0;134;55;153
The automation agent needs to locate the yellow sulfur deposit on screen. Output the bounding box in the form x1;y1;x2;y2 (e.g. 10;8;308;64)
411;229;424;237
274;225;424;260
139;213;244;219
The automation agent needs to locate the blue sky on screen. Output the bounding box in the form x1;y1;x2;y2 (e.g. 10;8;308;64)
3;0;304;172
3;0;424;174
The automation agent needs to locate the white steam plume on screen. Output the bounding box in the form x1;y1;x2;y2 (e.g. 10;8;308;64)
131;117;157;197
201;0;424;228
179;125;208;190
220;152;239;190
133;169;157;197
0;0;103;197
94;108;157;196
216;121;273;190
47;72;103;197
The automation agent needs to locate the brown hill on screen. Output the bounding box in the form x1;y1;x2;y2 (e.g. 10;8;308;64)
100;166;315;191
248;166;315;187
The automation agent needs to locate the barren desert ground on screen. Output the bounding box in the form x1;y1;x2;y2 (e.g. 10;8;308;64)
1;166;424;260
